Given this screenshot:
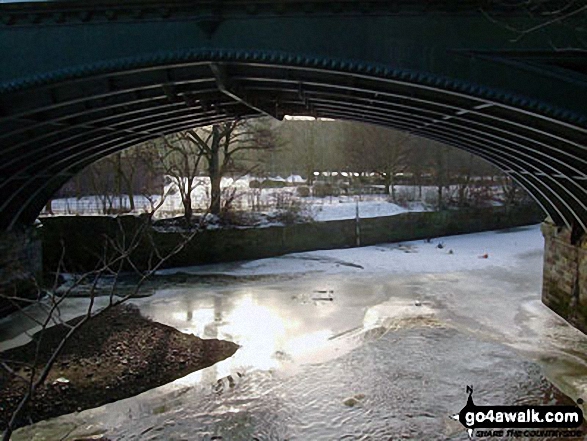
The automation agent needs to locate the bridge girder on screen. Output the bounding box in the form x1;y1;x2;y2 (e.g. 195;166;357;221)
0;1;586;230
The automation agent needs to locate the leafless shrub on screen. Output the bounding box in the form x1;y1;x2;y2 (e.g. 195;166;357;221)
269;192;314;225
0;205;206;439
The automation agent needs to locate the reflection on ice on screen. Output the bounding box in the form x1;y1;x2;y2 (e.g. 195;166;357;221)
222;295;287;371
143;281;386;379
7;226;587;440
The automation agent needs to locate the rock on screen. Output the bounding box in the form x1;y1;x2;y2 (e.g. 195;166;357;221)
52;377;70;386
343;397;359;407
343;393;366;407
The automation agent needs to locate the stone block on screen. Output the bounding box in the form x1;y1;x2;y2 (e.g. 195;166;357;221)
0;225;42;317
542;222;587;335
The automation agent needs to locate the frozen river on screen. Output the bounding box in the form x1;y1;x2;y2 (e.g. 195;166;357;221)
4;224;587;440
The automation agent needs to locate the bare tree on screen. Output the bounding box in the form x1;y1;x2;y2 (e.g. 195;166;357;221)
342;123;410;199
404;142;429;200
59;143;163;216
453;153;475;207
501;175;532;206
0;209;205;439
156;133;206;223
184;119;275;216
87;158;118;214
431;145;451;211
372;130;410;201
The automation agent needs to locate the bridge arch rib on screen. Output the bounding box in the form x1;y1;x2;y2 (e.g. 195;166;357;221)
0;51;586;231
1;0;586;231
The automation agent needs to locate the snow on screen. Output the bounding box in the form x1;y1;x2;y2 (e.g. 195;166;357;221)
157;224;543;277
310;197;422;221
286;175;306;183
42;173;504;226
42;195;160;218
42;177;436;223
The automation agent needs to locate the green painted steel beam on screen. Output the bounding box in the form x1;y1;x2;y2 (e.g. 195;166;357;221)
0;0;585;230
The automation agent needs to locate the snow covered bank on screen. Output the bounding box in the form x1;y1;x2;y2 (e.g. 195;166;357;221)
43;205;543;273
158;224;544;277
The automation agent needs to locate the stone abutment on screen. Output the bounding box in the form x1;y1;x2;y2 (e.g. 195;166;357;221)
542;221;587;334
0;225;42;317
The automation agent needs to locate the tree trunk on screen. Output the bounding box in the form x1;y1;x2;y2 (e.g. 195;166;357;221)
458;184;466;207
209;152;222;216
45;199;54;215
437;184;443;211
116;153;123;212
415;172;422;199
210;173;221;215
123;173;135;211
383;173;391;196
306;165;315;186
390;174;396;202
183;197;193;223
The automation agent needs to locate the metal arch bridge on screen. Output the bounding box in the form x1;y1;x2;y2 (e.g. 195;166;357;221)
0;0;586;231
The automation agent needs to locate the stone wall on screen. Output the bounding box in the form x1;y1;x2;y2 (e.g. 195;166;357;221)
40;204;544;273
33;206;587;335
0;225;42;317
541;221;587;334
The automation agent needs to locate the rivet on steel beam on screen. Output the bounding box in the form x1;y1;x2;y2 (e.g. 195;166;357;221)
359;2;373;13
30;13;43;24
274;2;287;14
53;12;66;24
331;2;344;13
105;10;117;21
79;11;92;22
197;19;222;39
131;9;145;19
0;14;16;25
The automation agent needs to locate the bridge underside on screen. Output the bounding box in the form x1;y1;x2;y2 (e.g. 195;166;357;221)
1;1;587;332
1;55;586;231
0;1;586;231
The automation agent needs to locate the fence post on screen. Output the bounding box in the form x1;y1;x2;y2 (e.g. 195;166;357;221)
355;199;361;247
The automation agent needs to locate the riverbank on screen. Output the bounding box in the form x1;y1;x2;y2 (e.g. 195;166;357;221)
0;304;239;431
39;204;544;273
5;225;587;440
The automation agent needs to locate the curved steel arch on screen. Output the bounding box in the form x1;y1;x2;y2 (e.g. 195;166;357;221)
0;1;586;230
0;56;585;231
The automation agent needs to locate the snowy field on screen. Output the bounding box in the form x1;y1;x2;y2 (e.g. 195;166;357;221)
310;196;415;221
42;192;429;221
42;174;498;223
